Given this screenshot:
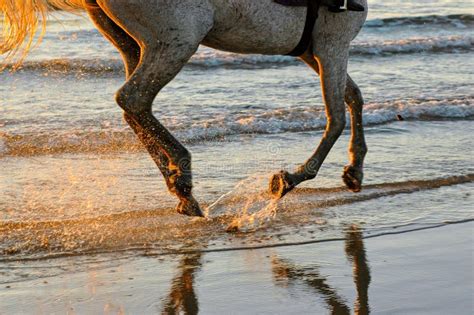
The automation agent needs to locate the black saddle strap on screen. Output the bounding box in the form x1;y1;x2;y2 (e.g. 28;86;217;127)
286;1;320;57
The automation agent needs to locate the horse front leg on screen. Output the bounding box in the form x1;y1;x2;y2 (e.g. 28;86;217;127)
270;47;349;198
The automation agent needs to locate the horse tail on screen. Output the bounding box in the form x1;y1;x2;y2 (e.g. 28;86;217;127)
0;0;86;68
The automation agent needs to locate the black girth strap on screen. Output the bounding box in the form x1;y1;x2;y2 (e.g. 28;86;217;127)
274;0;320;57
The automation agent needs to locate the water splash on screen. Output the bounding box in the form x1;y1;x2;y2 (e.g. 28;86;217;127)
205;174;280;232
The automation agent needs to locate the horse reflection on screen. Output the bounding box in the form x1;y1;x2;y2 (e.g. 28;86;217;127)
162;254;202;315
272;225;371;315
345;225;371;314
159;226;370;314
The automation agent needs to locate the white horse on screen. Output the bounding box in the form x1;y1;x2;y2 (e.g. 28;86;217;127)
1;0;368;217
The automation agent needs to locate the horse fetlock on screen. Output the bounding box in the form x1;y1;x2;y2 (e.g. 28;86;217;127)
168;166;193;198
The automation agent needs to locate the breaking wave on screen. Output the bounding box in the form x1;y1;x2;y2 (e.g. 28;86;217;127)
7;35;473;74
1;96;472;157
351;35;473;56
364;14;473;28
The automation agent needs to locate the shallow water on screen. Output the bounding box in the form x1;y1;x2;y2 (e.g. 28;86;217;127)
0;1;473;309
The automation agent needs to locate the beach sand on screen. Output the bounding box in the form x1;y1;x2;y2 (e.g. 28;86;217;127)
1;221;472;314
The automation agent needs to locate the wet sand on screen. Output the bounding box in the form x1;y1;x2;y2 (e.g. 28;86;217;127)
1;220;472;314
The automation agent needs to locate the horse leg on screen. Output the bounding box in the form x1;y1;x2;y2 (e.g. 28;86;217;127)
270;46;349;198
96;0;213;216
86;1;139;78
86;4;174;192
299;52;367;192
342;76;367;192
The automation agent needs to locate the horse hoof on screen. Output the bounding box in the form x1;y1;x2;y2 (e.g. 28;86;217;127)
342;165;363;193
176;198;205;217
269;171;295;199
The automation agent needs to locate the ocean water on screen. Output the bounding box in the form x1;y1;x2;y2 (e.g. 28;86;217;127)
0;0;473;288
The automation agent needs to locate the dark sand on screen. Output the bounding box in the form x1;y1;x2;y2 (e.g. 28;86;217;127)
1;221;472;314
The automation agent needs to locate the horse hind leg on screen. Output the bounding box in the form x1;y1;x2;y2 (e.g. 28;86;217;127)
96;0;214;216
87;4;174;192
343;75;367;192
298;52;367;193
86;1;140;77
269;44;349;198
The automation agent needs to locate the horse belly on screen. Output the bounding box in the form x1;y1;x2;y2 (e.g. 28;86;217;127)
202;0;306;55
